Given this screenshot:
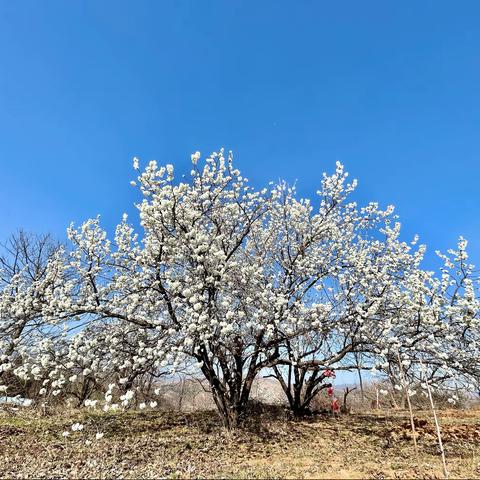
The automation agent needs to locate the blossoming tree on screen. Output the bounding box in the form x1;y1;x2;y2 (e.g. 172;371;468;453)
1;150;478;428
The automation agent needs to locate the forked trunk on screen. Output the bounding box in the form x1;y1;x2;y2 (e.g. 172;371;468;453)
196;336;278;429
273;364;330;416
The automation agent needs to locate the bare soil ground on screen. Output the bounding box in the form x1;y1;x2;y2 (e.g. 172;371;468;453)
0;407;479;478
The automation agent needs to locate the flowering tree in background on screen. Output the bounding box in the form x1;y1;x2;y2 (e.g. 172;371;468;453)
397;239;479;392
0;231;63;396
352;236;480;405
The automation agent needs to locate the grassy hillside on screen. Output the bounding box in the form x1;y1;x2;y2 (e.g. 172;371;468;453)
0;407;479;478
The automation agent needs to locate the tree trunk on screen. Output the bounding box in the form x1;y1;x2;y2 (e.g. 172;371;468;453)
200;358;248;429
273;364;330;416
195;337;279;429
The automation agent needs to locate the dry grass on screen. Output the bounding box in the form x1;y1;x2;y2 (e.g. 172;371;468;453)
0;406;479;478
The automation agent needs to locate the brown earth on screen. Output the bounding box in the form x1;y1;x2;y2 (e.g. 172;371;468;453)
0;407;479;478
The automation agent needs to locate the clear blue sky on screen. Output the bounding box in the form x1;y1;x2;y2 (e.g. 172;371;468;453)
1;1;479;268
